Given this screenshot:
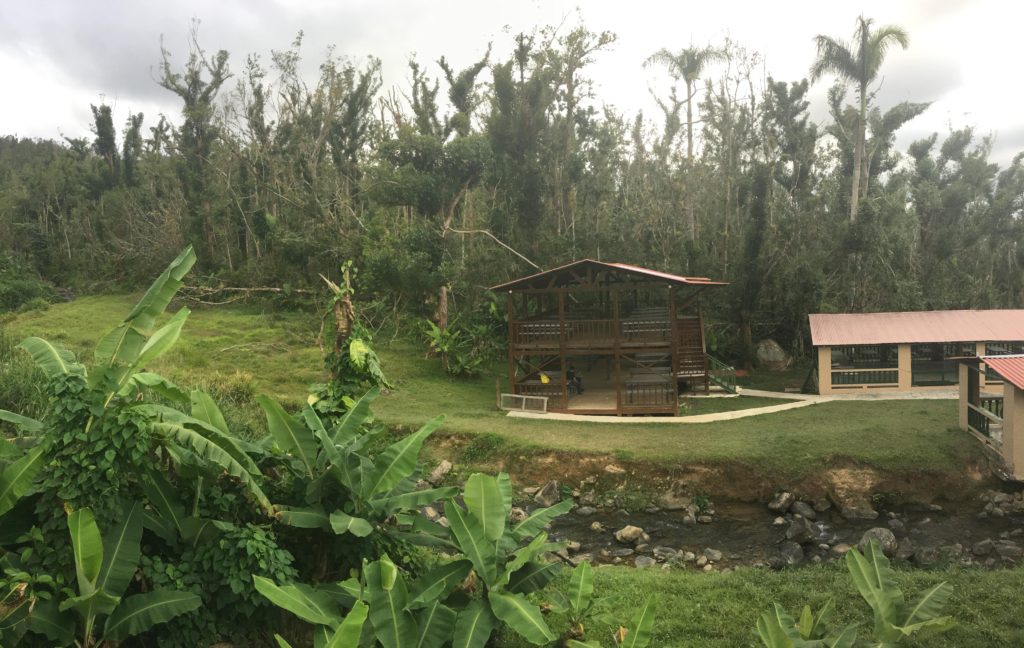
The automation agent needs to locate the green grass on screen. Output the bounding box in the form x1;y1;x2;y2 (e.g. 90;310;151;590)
6;297;983;480
678;395;791;415
498;564;1024;647
737;358;814;392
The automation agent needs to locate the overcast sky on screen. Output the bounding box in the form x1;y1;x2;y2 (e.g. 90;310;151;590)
2;0;1022;165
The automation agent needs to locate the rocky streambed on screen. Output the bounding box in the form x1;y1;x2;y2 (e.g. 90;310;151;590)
543;488;1024;572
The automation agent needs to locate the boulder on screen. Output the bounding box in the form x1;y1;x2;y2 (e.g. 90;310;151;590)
427;460;453;486
768;491;795;513
658;485;692;511
653;546;677;561
576;506;597;516
973;538;994;556
830;543;852;558
696;555;709;568
534;480;561;507
896;538;915;561
615;525;645;544
790;501;816;521
838;501;879;521
634;556;657;569
756;339;793;372
704;548;723;563
785;517;815;545
994;541;1022;560
779;541;804;566
858;528;898;557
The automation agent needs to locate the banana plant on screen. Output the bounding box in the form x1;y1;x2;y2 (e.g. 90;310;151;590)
17;503;201;647
252;573;369;648
259;389;458;544
756;539;954;647
566;594;656;648
0;246;273;516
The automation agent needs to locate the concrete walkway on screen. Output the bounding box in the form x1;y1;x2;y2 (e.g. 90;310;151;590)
506;385;959;425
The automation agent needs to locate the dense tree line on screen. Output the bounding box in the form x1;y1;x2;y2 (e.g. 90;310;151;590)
1;19;1021;363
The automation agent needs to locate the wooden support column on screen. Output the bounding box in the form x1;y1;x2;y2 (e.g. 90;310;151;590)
613;287;622;415
1004;384;1024;480
976;342;987;386
669;288;680;385
897;344;912;391
817;346;832;395
506;292;515;395
958;363;972;431
558;289;567;410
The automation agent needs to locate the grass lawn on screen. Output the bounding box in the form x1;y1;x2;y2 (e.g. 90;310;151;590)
678;395;791;415
498;564;1024;647
6;296;983;480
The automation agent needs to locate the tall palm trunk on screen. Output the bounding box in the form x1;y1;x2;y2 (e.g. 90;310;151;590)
686;79;697;240
849;85;867;222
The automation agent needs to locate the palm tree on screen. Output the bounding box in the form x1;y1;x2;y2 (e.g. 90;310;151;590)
810;15;909;222
645;45;725;163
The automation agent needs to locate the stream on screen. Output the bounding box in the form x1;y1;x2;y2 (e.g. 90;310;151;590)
547;495;1024;570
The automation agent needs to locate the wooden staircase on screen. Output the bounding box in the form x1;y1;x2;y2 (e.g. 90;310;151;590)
676;315;709;390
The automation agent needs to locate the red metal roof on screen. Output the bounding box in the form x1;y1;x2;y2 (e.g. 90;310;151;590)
982;355;1024;391
489;259;727;291
809;310;1024;346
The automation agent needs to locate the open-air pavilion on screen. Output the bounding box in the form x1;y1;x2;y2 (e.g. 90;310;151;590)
959;355;1024;480
809;310;1024;394
491;259;732;416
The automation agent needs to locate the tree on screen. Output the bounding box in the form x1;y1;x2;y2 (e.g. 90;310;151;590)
810;15;909;221
644;45;724;163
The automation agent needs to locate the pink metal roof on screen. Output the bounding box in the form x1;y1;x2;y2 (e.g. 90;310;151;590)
489;259;727;291
809;310;1024;346
982;355;1024;391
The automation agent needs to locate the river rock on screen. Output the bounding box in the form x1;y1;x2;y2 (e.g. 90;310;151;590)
779;541;804;566
696;555;708;567
813;499;832;513
570;553;593;566
659;485;692;511
790;501;816;520
635;556;657;569
704;548;723;562
839;501;879;521
422;506;440;521
859;528;898;556
786;517;815;545
615;525;645;544
680;551;696;562
768;491;795;513
604;464;626;474
565;541;582;553
756;339;792;371
995;540;1022;560
702;563;714;572
913;546;941;566
508;507;528;523
576;506;597;516
697;515;713;524
534;480;561;507
973;538;994;556
609;547;635;558
522;486;540;496
896;538;915;561
772;516;786;526
653;546;677;560
590;521;605;532
830;543;852;557
427;460;452;485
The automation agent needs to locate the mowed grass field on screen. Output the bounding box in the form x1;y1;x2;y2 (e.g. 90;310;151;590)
5;294;982;480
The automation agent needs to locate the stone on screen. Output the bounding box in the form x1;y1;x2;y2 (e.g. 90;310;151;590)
683;513;697;525
570;553;594;566
704;548;723;562
422;506;440;521
604;464;626;474
610;547;635;558
995;541;1023;560
927;503;944;512
697;515;713;524
888;518;905;532
973;539;994;556
791;501;817;521
702;563;714;572
913;546;941;566
427;459;453;485
696;555;709;567
634;556;657;569
773;516;786;526
786;517;815;545
840;502;879;521
615;525;645;544
658;485;692;511
590;522;605;532
508;507;528;524
576;506;597;516
896;538;915;561
859;528;898;556
756;338;792;371
768;491;795;513
437;516;449;528
522;486;540;496
813;499;832;513
534;480;561;507
653;546;677;560
779;541;804;566
830;543;852;557
680;551;697;563
565;541;582;553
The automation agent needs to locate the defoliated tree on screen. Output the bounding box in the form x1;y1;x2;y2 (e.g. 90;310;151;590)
644;45;724;164
810;15;908;222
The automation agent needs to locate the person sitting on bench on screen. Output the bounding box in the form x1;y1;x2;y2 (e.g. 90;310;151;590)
567;365;584;394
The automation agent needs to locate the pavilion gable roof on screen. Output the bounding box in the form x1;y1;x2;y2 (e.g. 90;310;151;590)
809;310;1024;346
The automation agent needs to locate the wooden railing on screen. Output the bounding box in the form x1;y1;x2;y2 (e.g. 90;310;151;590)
831;367;899;386
980;395;1004;419
510;318;673;349
624;375;675;408
967;402;1002;440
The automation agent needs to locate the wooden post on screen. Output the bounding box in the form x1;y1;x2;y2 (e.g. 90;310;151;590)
897;344;912;391
669;288;679;389
976;342;987;386
613;287;622;415
559;289;567;410
958;363;971;431
507;293;515;395
817;346;832;395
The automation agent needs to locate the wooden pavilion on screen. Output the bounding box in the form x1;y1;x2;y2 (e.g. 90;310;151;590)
491;259;731;416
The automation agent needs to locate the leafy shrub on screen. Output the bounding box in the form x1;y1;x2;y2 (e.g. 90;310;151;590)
0;253;54;313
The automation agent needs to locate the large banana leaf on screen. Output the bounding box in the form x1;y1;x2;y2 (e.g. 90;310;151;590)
302;406;339;469
568;561;594;615
510;498;574;539
407;560;473;609
97;502;142;598
67;507;104;595
142;470;188;540
329;511;374;537
117;372;189;403
17;337;85;378
463;474;506;542
451;599;495;648
253;576;343;626
0;409;43;433
499;533;549;587
496;472;513;512
756;604;802;647
893;582;955;638
138;405;258;476
377;487;459;512
620;597;655;648
152;420;271;514
276;505;331;530
258;396;319;479
363;415;445;499
845;540;904;640
325;600;369;648
128;307;190;375
190;390;230;435
0;444;48;517
505;562;561;595
332;388;379;444
365;558;418;648
101;590;202;641
488;591;555;645
25;599;74;645
93;246;195;372
416;600;457;648
445;499;497;585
